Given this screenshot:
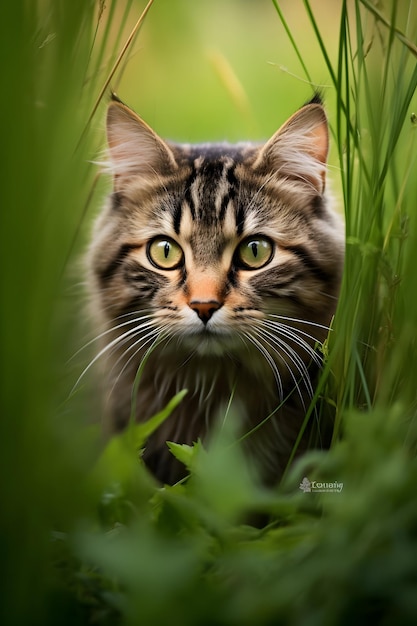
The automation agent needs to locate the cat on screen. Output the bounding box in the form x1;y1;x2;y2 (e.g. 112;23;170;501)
87;93;344;486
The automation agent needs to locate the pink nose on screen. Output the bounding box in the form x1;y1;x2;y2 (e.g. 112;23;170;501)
189;300;221;324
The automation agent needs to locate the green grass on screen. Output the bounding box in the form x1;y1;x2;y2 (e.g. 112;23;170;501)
1;1;417;624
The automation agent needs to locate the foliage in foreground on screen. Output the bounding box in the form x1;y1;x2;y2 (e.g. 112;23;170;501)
49;409;417;626
1;1;417;625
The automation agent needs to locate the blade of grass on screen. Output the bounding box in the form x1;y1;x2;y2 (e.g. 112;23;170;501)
360;0;417;58
270;0;313;87
78;0;155;149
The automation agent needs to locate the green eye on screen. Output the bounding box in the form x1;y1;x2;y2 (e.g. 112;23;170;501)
236;236;274;269
147;237;184;270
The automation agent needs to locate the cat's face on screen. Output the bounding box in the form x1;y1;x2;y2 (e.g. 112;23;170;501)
89;98;344;371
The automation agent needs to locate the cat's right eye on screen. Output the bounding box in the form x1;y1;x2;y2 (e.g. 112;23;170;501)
147;236;184;270
235;236;274;270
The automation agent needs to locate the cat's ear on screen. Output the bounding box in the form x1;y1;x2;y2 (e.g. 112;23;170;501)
254;103;329;193
106;99;178;187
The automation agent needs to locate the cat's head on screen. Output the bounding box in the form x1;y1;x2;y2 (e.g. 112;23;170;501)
89;97;344;361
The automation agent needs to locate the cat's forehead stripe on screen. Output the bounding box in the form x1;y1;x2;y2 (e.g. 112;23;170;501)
176;155;243;234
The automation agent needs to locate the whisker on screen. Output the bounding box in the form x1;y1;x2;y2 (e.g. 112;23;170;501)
128;331;172;421
252;322;324;429
108;325;161;379
241;331;283;400
111;319;173;376
251;326;311;410
263;319;323;367
106;319;158;362
317;291;339;301
268;313;330;332
69;318;156;396
108;325;171;400
69;311;155;361
265;318;326;345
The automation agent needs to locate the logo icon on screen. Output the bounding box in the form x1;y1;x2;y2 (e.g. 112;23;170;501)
299;476;344;494
299;477;312;493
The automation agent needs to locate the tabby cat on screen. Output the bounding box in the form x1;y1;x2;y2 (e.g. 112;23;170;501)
87;94;344;485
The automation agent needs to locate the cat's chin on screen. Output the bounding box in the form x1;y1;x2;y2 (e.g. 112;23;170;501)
194;338;230;357
179;328;239;357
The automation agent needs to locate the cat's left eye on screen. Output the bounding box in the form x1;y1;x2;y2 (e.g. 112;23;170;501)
236;236;274;269
147;237;184;270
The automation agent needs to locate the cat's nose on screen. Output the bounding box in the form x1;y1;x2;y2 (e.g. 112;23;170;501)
189;300;221;324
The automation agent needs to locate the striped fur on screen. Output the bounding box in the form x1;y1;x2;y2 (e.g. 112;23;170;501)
87;97;344;485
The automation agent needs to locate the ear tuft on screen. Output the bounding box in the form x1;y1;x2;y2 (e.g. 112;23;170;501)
105;101;177;187
304;91;324;107
254;103;329;193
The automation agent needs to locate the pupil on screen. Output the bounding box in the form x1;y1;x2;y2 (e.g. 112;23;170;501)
164;242;170;259
251;242;258;258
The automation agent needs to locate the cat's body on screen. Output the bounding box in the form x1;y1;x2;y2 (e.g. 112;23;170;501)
88;95;344;485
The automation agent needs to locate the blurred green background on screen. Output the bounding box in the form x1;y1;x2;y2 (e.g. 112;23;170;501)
1;1;417;625
111;0;340;140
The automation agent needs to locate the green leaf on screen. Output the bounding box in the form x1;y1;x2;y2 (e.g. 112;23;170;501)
90;390;187;490
128;389;188;449
166;439;204;473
